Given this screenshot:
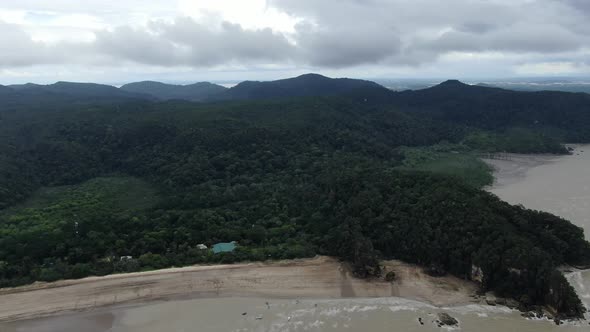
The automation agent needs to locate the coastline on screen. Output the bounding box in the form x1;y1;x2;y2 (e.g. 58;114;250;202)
483;146;590;322
4;147;589;328
483;149;590;272
0;256;478;323
482;153;560;189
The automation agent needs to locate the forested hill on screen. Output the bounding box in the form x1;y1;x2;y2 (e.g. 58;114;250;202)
0;82;153;111
1;94;589;318
215;73;389;100
4;74;590;144
0;74;388;107
4;74;590;137
391;80;590;142
120;81;227;101
8;82;151;100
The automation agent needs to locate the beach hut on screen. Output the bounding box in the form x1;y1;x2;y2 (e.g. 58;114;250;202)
212;241;237;254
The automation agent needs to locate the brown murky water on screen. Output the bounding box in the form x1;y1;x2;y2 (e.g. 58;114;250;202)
488;145;590;240
2;146;590;332
488;144;590;324
2;297;589;332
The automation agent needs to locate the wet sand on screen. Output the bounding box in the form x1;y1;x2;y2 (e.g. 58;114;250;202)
0;256;477;324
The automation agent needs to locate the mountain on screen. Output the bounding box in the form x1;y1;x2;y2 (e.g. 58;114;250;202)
0;85;14;95
389;80;590;142
8;81;154;101
0;82;154;111
8;83;42;90
397;79;504;101
217;73;389;100
120;81;227;101
25;81;152;99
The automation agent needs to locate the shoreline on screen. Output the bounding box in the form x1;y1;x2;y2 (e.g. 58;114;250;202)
483;148;590;273
482;144;590;190
482;153;561;189
0;256;478;323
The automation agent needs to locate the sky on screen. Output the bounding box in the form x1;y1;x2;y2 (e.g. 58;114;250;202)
0;0;589;84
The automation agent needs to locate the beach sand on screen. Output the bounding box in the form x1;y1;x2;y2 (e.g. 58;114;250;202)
0;256;477;323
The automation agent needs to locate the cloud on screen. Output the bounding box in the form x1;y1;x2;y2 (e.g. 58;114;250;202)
1;0;590;80
515;61;590;76
271;0;590;67
563;0;590;15
0;22;65;66
0;17;295;68
292;21;401;67
423;23;583;54
94;18;295;67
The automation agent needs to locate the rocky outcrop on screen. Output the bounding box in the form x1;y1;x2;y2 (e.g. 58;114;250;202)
505;298;520;309
485;292;497;306
437;312;459;326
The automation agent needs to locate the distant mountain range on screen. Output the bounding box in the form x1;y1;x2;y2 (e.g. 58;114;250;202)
8;82;151;100
0;74;389;105
4;74;590;107
120;81;227;101
476;81;590;94
1;74;590;142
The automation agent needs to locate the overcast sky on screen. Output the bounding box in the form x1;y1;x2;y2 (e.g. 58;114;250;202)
1;0;589;84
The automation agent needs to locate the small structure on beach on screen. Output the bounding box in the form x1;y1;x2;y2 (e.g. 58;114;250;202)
212;241;237;254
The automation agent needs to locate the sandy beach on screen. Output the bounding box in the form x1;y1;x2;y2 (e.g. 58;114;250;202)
0;256;477;323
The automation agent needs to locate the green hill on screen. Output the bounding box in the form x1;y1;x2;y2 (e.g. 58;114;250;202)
12;81;151;99
120;81;227;101
392;81;590;143
217;73;389;100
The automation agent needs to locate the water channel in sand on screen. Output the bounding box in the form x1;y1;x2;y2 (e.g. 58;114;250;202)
3;146;590;332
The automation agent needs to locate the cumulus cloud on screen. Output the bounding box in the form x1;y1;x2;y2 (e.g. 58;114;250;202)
1;0;590;79
271;0;590;67
94;18;295;67
563;0;590;15
293;21;401;67
0;17;295;68
422;23;583;54
0;22;75;66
